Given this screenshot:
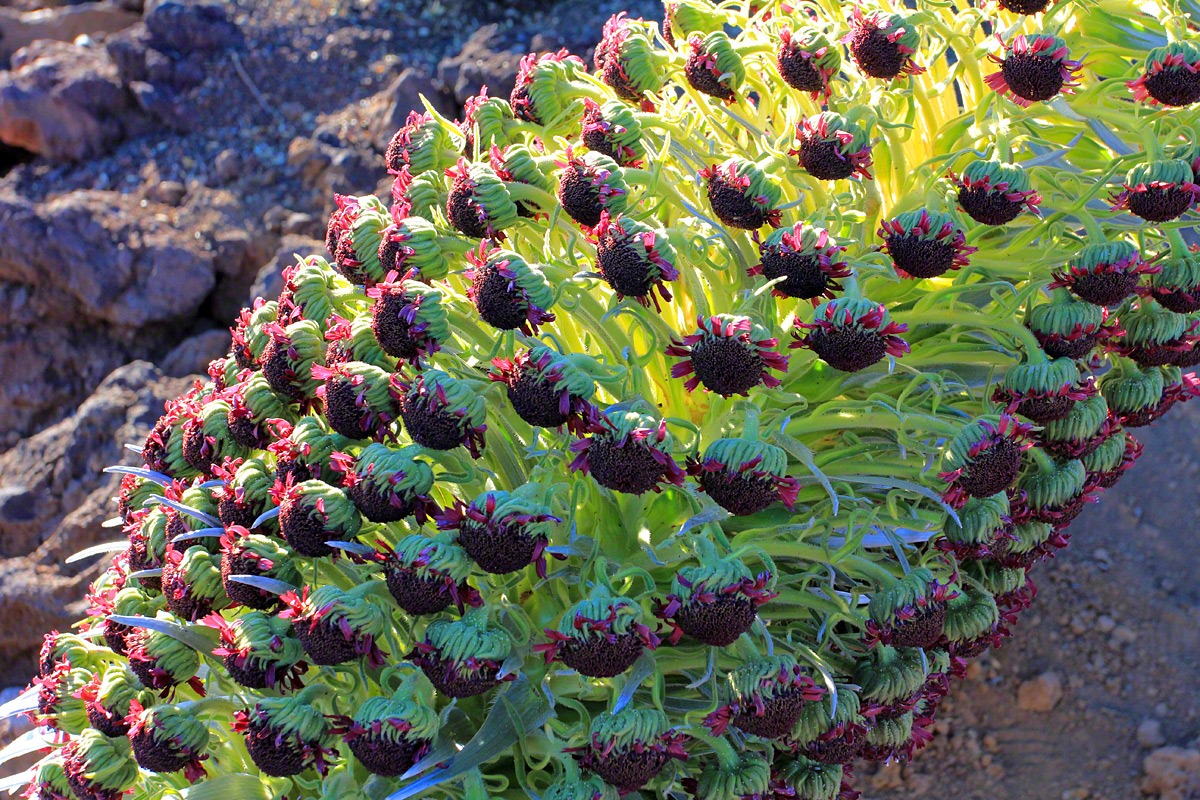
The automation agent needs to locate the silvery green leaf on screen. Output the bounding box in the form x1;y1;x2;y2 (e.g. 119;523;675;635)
252;507;281;528
104;464;171;485
172;528;225;544
107;615;217;654
386;676;553;800
65;540;130;564
145;496;220;527
613;651;657;714
0;687;38;720
227;575;295;596
0;729;52;766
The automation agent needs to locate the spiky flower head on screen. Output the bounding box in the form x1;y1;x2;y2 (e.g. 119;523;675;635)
445;158;522;239
125;611;203;695
438;483;560;576
844;7;924;80
229;298;278;369
1110;299;1199;367
1110;159;1200;222
688;436;800;516
226;372;295;449
581;100;646;167
375;215;458;282
939;414;1033;507
206;610;307;690
1102;362;1199;427
777;27;842;99
793;112;873;181
465;243;557;334
338;676;439;776
705;655;825;739
391;166;447;221
535;585;659;677
311;360;399;441
790;297;910;372
783;686;868;764
458;88;517;156
570;708;689;793
510;49;588;126
992;357;1091;423
877;209;976;279
232;694;338;777
1050;239;1157;307
219;527;301;609
769;756;846;800
667;314;789;396
853;644;929;710
366;271;450;363
261;318;327;403
570;407;686;494
688;751;772;800
595;14;667;103
938;492;1013;561
330;442;437;523
267;414;345;484
490;345;602;434
942;580;1002;661
1084;430;1143;487
127;700;211;780
62;729;138;800
32;662;91;733
490;143;555;217
37;630;104;677
274;478;363;557
181;398;249;476
556;148;630;228
1149;247;1200;313
685;31;745;101
126;506;169;590
22;759;72;800
662;0;724;47
953;159;1041;224
323;312;395;370
701;157;783;229
411;610;515;698
1027;289;1121;359
161;543;227;621
865;567;958;648
659;542;776;646
985;34;1081;107
751;222;849;302
384;110;462;177
280;583;388;668
1127;41;1200;107
394;368;488;457
1016;453;1091;525
592;212;678;309
381;532;481;616
101;584;164;655
326;195;391;286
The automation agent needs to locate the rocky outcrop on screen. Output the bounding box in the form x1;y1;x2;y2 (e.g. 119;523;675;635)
0;361;192;682
0;2;141;62
0;39;145;161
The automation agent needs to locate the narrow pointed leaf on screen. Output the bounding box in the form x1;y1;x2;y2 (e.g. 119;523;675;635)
613;651;657;714
65;541;130;564
104;464;170;485
144;496;220;527
0;687;39;721
227;575;296;596
107;615;217;654
252;507;281;528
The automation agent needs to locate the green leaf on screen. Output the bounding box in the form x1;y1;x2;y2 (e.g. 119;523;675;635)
182;775;273;800
107;615;218;654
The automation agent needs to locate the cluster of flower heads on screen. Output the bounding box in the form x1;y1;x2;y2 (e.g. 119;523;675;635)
13;1;1200;799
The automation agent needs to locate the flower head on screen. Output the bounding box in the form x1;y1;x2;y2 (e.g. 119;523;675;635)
232;695;338;777
592;212;678;309
410;610;515;698
992;357;1092;423
581;99;646;166
685;31;745;101
844;7;924;79
1109;159;1200;222
465;243;557;334
701;158;783;229
380;533;481;616
657;543;777;645
438;484;561;577
688;436;800;516
534;587;659;677
793;112;873;181
569;708;689;793
491;345;602;434
705;655;825;739
790;298;910;372
384;110;462;176
595;14;666;104
877;209;976;279
127;700;211;781
939;414;1034;507
1049;239;1157;307
62;730;138;800
335;676;439;777
777;27;841;99
394;369;488;457
205;610;306;690
985;34;1081;107
219;527;300;609
445;158;521;239
865;568;959;648
510;49;587;125
279;584;388;668
556;148;630;228
667;314;789;396
1127;41;1200;107
275;478;362;557
953;159;1041;225
570;408;686;494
